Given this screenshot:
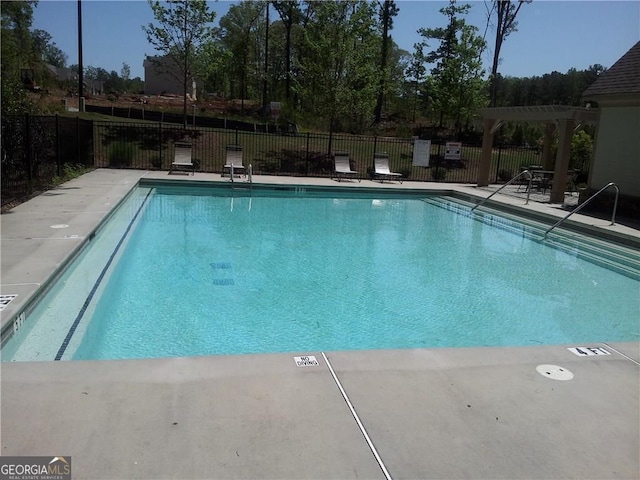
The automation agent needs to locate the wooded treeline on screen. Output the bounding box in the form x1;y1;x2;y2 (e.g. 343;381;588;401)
2;0;606;144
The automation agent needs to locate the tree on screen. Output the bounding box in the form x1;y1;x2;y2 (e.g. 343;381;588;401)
272;1;301;100
416;0;487;133
120;62;131;92
31;29;67;67
296;0;379;137
405;50;427;122
143;0;217;127
373;0;398;124
1;0;38;114
218;1;266;111
483;0;530;107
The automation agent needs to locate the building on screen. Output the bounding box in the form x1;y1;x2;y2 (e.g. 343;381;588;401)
582;41;640;209
143;55;201;99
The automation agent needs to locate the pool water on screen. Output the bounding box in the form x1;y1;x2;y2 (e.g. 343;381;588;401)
4;186;639;361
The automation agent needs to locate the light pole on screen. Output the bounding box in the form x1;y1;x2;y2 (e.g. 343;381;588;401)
77;0;84;110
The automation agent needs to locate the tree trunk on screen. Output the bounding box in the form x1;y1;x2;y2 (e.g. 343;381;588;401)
489;2;505;108
374;0;391;124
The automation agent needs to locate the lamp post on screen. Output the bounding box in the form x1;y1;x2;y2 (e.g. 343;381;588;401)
77;0;84;110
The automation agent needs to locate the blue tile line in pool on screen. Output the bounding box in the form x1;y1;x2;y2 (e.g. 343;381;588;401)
211;262;234;285
54;189;154;361
210;262;232;269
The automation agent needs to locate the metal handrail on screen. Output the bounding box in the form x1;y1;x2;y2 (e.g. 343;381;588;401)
543;182;619;239
471;170;533;212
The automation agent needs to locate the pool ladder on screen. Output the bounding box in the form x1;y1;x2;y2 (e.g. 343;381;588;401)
471;170;534;212
229;164;253;187
543;182;619;239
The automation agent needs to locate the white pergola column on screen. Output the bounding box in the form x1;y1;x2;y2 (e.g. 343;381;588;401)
550;118;575;203
541;122;555;170
477;118;500;187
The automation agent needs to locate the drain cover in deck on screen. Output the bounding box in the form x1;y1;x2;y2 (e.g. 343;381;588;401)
536;364;574;381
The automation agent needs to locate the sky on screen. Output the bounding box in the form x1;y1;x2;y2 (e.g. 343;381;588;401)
31;0;640;80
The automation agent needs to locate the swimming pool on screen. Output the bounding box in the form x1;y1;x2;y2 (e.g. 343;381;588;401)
3;184;639;361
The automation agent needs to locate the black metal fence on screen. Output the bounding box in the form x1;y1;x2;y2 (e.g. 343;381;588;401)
93;120;541;181
1;115;94;206
2;114;542;208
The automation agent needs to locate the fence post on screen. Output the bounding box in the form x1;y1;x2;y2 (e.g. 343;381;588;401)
56;114;61;176
435;142;442;182
373;136;378;172
158;122;163;169
25;114;32;185
495;143;503;182
76;116;80;165
306;132;310;175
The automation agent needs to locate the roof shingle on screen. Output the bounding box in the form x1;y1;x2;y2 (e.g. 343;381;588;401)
583;41;640;98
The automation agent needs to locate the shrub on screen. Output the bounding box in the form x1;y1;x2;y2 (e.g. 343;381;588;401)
150;156;162;170
398;167;412;179
108;141;135;167
497;169;513;182
431;167;447;181
62;163;89;179
571;130;593;172
52;163;91;185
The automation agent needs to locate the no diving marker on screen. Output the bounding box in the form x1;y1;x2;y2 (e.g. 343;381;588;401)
0;294;17;312
568;347;611;356
294;355;319;367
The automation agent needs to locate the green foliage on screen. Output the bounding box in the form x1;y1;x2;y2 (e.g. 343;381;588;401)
32;28;67;67
495;65;606;108
143;0;217;123
414;0;487;132
51;163;91;187
571;129;593;172
295;0;379;134
1;77;33;115
497;168;513;182
431;167;447;181
150;156;162;170
398;166;412;179
108;141;135;167
218;1;265;102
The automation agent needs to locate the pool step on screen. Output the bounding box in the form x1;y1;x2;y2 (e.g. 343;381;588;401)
423;196;640;280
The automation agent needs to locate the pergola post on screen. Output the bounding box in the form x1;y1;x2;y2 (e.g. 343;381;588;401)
550;118;575;203
478;118;499;187
541;122;555;170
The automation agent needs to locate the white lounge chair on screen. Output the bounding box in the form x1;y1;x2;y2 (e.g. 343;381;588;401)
169;141;194;175
332;151;360;182
223;145;245;178
374;153;402;183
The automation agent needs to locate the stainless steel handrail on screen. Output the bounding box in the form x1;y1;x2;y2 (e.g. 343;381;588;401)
471;170;533;212
543;182;619;239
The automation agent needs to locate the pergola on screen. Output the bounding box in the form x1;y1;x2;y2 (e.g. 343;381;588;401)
477;105;599;203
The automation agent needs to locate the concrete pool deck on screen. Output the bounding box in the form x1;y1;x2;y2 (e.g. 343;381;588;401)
1;169;639;479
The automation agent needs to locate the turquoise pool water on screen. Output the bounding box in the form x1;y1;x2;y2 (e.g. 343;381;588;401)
3;185;639;361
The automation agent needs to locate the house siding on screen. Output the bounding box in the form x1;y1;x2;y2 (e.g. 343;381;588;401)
590;106;640;196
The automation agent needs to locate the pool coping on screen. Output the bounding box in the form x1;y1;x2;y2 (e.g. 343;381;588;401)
1;169;639;479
